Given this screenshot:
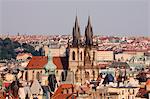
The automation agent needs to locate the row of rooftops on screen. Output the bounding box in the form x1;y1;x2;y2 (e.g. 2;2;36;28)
0;34;149;52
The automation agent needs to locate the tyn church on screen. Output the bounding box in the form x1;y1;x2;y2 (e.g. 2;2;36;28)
68;16;99;84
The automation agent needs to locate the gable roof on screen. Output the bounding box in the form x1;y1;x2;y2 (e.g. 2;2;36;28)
52;84;75;99
53;57;68;70
27;56;47;69
27;56;68;70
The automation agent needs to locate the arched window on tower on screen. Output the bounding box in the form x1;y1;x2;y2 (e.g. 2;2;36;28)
72;51;75;60
85;71;90;80
61;71;65;81
25;71;28;81
75;69;80;82
80;52;82;61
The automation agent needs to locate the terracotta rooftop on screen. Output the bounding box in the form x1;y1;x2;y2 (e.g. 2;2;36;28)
53;57;68;70
52;94;76;99
60;84;74;89
52;84;75;99
27;56;47;69
27;56;68;69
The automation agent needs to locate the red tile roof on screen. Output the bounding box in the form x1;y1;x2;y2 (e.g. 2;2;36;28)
27;56;47;69
52;84;75;99
27;56;68;69
97;63;110;69
52;94;76;99
60;84;74;89
53;57;68;70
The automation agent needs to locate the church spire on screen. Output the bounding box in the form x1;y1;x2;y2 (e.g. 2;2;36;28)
87;16;92;28
75;16;79;29
85;16;93;47
72;16;81;47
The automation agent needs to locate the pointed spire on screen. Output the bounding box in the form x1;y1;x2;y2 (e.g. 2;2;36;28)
87;16;92;27
72;16;81;47
75;16;79;27
85;16;93;47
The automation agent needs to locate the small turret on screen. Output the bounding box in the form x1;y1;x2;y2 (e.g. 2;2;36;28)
44;50;56;75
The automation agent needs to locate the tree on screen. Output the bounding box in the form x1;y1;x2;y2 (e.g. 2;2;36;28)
3;38;12;46
22;43;35;53
13;41;21;48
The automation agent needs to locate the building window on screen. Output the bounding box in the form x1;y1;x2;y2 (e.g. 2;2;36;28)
80;52;82;61
36;72;40;81
85;71;90;80
61;71;65;81
75;69;79;82
133;89;134;94
72;51;75;60
93;51;95;60
122;90;124;95
25;71;28;81
93;71;95;79
32;71;35;80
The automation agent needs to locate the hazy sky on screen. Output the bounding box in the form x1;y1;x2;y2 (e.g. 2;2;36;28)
0;0;149;36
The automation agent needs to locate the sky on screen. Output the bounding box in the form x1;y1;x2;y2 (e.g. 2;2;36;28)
0;0;149;36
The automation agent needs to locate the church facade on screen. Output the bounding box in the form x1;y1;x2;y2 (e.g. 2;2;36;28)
68;16;99;85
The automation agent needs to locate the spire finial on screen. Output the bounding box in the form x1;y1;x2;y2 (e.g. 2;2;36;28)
88;15;91;26
88;10;90;17
76;8;78;17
